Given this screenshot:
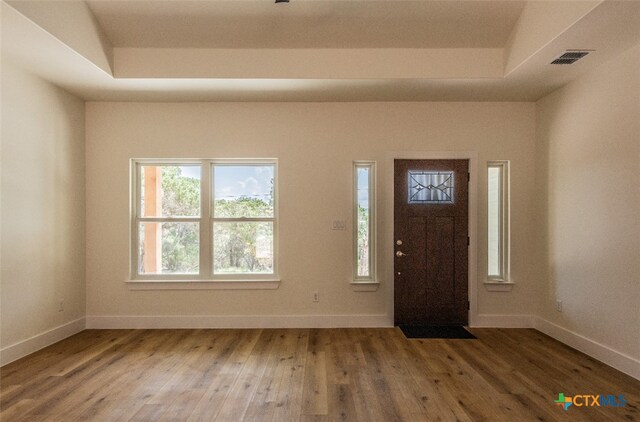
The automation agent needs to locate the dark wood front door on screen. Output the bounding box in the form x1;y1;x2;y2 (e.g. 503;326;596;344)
394;159;469;326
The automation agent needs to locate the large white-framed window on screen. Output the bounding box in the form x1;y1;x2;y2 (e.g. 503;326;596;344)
130;159;278;282
487;160;510;282
353;161;376;282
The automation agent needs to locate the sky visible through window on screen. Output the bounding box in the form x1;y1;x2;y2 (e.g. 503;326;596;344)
179;165;201;180
173;165;274;202
357;168;369;209
214;165;273;202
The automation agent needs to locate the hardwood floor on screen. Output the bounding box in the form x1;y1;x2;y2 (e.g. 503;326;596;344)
1;328;638;421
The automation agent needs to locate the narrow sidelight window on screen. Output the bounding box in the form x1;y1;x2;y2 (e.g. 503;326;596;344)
354;161;376;281
487;161;510;281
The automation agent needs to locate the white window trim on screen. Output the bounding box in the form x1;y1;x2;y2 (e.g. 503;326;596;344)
352;161;377;285
129;158;279;285
486;160;511;287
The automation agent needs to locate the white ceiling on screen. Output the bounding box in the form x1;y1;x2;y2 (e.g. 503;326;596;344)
2;0;640;102
86;0;525;48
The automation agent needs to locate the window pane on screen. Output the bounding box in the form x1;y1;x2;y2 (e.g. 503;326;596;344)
408;171;454;204
356;167;370;277
138;222;199;274
213;165;274;218
488;167;501;276
140;165;201;217
213;222;273;274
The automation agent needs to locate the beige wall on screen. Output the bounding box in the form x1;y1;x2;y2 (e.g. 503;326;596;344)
1;61;86;349
85;101;537;323
535;44;640;360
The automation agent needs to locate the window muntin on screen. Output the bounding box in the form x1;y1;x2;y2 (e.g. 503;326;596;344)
354;161;376;281
487;161;509;281
131;159;277;281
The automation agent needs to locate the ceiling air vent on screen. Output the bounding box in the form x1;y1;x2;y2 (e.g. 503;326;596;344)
550;51;592;65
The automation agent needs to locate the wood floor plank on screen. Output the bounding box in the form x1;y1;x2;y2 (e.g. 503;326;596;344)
241;329;297;422
212;329;277;421
357;330;413;421
349;367;392;422
185;329;263;421
1;330;130;383
126;403;166;422
389;337;472;421
301;350;328;416
1;327;638;421
0;398;35;422
327;382;358;421
107;329;210;421
0;330;143;412
45;330;197;421
270;329;309;421
9;331;156;421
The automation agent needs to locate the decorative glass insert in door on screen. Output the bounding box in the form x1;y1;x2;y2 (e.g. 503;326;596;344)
408;171;454;204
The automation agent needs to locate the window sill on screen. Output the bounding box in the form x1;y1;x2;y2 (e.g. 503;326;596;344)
484;281;515;292
350;281;380;292
126;279;281;290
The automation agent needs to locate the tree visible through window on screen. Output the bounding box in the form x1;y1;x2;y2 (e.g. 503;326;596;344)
132;159;278;281
138;165;201;275
354;162;376;281
212;164;275;275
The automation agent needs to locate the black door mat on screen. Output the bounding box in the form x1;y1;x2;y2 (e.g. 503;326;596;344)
399;325;476;339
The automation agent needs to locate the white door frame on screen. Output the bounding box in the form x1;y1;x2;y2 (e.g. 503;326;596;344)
384;151;479;326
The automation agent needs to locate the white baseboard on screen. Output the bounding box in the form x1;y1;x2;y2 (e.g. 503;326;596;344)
86;314;393;329
0;317;86;367
471;314;534;328
533;317;640;380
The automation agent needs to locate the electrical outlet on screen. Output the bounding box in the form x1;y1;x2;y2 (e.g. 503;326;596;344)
312;291;320;303
58;299;64;312
555;300;562;312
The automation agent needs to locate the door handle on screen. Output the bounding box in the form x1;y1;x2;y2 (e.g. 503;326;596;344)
396;251;407;257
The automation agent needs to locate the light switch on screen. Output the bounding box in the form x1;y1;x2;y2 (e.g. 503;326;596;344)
332;220;347;230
